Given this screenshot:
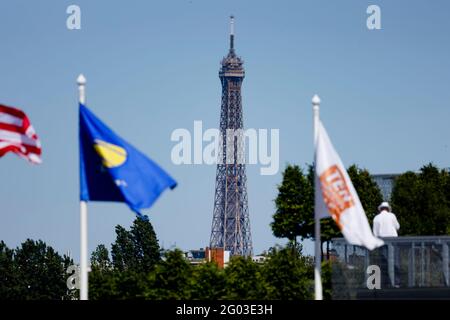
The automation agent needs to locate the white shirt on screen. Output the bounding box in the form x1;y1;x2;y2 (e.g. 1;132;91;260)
373;210;400;237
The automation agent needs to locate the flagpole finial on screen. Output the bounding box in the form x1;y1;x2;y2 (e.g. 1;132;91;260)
77;74;86;86
312;94;321;106
77;74;87;104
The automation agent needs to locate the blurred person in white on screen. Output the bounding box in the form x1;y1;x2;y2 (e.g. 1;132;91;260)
373;202;401;288
373;202;400;237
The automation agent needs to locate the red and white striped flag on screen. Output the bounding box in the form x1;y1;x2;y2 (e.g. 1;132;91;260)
0;104;42;164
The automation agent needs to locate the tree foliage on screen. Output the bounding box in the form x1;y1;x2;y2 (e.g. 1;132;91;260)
0;239;72;300
262;244;313;300
89;240;316;300
145;249;193;300
0;241;16;299
111;218;160;273
391;163;450;235
90;217;162;299
190;262;226;300
2;217;320;300
224;256;266;299
91;244;111;271
271;164;314;243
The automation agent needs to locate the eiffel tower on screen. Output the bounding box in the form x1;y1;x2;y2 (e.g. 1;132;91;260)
209;16;253;257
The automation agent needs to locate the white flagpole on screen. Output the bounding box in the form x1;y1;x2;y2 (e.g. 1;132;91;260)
77;74;89;301
312;94;323;300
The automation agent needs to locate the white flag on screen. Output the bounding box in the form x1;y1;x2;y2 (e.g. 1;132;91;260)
315;120;384;250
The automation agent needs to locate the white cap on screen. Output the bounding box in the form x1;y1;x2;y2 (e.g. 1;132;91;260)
378;202;391;211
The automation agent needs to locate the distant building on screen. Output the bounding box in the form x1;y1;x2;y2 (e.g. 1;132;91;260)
184;248;206;266
205;247;230;268
184;247;232;268
186;248;206;260
372;174;399;201
251;255;267;264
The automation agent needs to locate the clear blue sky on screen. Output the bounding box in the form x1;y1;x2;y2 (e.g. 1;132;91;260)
1;0;450;260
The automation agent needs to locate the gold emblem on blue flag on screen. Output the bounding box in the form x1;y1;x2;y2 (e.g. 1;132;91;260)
93;139;127;168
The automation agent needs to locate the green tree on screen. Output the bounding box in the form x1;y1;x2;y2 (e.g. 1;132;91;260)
130;217;161;271
90;244;116;300
391;164;450;235
91;244;111;271
91;218;162;299
321;260;333;300
89;269;118;300
190;262;226;300
224;256;266;299
145;249;192;300
0;241;17;299
113;270;148;300
111;225;136;272
111;218;161;273
262;244;314;300
271;164;314;244
13;239;71;300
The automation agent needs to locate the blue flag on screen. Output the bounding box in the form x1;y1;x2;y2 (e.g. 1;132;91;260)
79;103;177;219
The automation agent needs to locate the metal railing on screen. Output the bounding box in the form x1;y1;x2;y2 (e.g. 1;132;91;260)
330;236;450;299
